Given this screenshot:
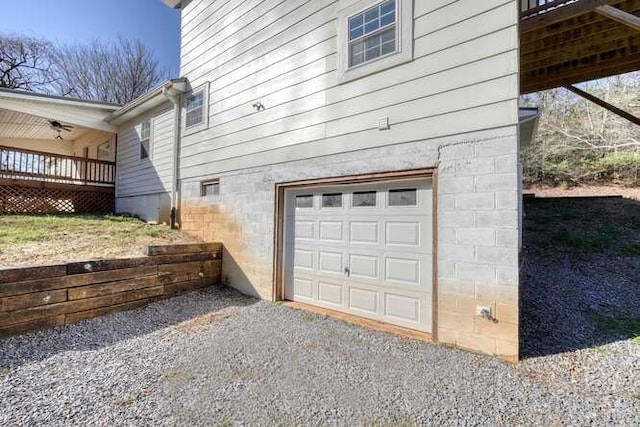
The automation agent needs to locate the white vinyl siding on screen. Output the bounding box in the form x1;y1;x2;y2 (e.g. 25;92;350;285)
177;0;519;180
116;103;175;197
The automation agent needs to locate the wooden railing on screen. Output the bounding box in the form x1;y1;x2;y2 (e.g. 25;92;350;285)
521;0;579;18
0;146;115;186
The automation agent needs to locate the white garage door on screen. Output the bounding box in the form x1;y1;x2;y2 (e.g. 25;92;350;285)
284;178;433;332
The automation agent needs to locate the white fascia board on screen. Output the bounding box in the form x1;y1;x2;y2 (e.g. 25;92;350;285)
106;78;189;126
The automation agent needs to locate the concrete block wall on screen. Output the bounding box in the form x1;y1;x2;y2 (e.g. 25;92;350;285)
179;126;520;360
437;133;520;362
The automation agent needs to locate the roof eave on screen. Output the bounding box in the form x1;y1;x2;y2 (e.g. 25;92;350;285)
106;78;189;126
0;88;121;111
163;0;183;9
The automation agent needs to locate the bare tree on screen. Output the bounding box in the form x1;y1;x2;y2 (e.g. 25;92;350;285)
521;72;640;186
0;34;57;91
52;37;166;104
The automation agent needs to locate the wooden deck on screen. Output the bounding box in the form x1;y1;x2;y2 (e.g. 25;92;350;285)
520;0;640;93
0;146;115;214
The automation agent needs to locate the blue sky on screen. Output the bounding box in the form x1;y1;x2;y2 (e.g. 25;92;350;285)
0;0;181;77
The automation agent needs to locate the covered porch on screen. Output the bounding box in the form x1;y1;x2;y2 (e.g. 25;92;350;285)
0;89;119;214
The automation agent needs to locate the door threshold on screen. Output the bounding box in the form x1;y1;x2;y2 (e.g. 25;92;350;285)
282;301;433;343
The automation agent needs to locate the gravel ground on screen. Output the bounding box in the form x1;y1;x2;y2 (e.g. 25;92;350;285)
1;195;639;425
1;286;639;426
518;196;640;417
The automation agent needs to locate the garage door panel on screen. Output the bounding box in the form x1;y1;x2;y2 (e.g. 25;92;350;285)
318;251;345;274
384;293;420;323
319;220;345;242
295;220;315;239
385;256;420;285
348;287;378;314
385;221;421;246
293;277;314;300
349;220;379;244
348;253;378;279
285;178;433;333
294;248;315;269
318;281;343;306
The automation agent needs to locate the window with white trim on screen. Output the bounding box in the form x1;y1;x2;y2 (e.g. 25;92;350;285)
337;0;413;83
183;82;209;134
348;0;396;67
185;92;204;128
140;120;151;160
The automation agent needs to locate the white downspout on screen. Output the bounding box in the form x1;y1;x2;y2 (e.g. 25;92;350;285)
162;81;187;229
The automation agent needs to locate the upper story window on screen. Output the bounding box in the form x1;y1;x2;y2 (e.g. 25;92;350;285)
348;0;396;67
337;0;413;84
185;92;204;128
183;82;210;134
140;119;151;160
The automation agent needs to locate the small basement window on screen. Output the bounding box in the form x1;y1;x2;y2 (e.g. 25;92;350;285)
201;180;220;197
140;120;151;160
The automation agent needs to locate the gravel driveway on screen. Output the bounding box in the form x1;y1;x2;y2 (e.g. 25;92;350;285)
1;196;639;425
1;285;638;426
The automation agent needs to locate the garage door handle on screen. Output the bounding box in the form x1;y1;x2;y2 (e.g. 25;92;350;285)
344;267;350;277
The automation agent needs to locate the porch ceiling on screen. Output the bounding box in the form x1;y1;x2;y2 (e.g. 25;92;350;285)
520;0;640;94
0;108;91;141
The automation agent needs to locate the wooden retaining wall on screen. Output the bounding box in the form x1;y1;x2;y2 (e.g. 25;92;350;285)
0;243;222;338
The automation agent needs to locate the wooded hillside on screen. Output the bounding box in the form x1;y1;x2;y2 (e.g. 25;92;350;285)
521;72;640;187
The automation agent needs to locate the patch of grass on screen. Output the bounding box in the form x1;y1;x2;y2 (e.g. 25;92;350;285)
0;213;200;267
621;243;640;257
587;309;640;341
301;314;318;322
0;214;177;249
524;198;640;257
231;367;255;381
116;395;137;407
161;371;196;383
551;228;618;254
0;367;11;377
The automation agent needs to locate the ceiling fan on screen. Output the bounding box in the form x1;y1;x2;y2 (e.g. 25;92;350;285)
49;120;73;140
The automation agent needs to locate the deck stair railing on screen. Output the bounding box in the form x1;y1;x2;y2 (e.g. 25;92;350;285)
0;145;115;187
